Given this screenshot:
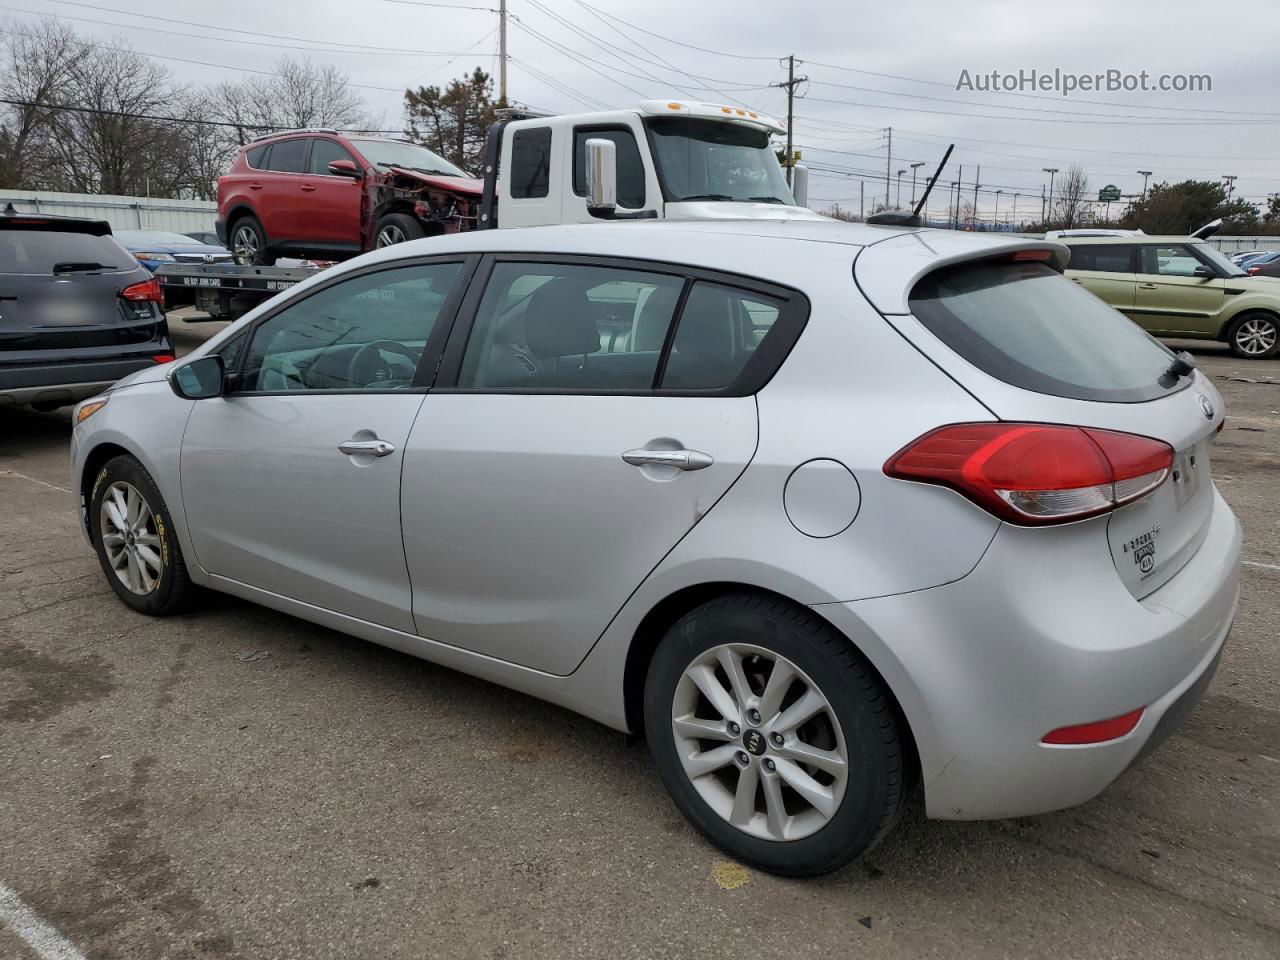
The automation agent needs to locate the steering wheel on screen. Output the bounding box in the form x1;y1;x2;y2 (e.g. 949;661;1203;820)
347;340;420;388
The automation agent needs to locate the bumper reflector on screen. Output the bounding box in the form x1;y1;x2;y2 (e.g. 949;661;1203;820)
1042;707;1145;745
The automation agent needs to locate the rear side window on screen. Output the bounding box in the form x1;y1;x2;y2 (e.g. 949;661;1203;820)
266;138;308;173
510;127;552;199
662;283;782;389
245;144;270;169
0;229;126;274
573;127;646;208
1067;245;1134;273
909;261;1177;403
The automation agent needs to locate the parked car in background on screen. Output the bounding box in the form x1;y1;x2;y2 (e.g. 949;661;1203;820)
1064;235;1280;357
71;220;1239;876
216;130;482;266
0;211;171;410
1243;250;1280;278
1230;250;1268;266
113;230;234;271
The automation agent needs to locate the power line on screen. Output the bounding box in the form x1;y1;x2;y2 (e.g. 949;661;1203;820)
563;1;777;61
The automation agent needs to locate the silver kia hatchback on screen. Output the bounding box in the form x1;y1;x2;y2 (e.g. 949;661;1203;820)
71;220;1241;876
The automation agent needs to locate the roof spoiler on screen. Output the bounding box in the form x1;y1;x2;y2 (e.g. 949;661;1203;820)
0;205;111;235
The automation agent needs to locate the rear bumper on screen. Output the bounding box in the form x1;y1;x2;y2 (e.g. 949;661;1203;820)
816;487;1241;820
0;358;159;407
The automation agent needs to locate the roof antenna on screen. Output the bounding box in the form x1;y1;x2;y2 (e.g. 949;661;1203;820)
867;144;954;228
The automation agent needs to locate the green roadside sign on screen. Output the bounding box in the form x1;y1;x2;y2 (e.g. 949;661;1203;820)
1098;184;1122;202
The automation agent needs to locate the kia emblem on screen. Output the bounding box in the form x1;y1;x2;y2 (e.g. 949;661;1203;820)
1198;395;1215;419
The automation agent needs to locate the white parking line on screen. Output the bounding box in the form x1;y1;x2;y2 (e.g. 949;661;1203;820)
1243;560;1280;572
0;470;72;494
0;882;88;960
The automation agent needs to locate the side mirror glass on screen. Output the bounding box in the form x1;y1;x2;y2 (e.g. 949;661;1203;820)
1192;264;1215;279
171;355;225;399
790;163;809;208
585;138;617;216
328;159;362;179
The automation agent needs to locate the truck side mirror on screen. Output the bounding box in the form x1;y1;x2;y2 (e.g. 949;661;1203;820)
327;159;363;179
585;138;617;217
791;164;809;209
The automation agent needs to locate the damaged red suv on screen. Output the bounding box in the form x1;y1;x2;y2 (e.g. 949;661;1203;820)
216;131;482;265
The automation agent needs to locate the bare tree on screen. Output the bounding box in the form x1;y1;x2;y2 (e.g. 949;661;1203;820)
0;18;87;188
1052;164;1089;230
210;58;375;137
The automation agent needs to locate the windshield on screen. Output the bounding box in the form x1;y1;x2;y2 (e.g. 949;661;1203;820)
645;117;794;205
350;139;468;178
910;260;1179;403
1195;243;1247;277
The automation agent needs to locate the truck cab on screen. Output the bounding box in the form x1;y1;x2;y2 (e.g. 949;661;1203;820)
481;100;823;229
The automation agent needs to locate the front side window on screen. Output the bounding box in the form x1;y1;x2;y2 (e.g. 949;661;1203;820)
459;262;683;390
573;127;646;209
662;283;782;389
266;138;309;174
910;260;1177;403
1144;245;1204;277
646;117;793;205
1067;244;1134;274
241;263;460;392
309;139;356;175
510;127;552;199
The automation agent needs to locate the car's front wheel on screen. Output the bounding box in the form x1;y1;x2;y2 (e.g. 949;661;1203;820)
1227;311;1280;359
89;455;194;616
644;594;909;876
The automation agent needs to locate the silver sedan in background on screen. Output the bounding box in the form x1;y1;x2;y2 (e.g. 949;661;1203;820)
70;220;1240;876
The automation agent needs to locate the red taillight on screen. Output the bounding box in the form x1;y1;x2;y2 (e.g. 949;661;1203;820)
1248;266;1261;275
884;423;1173;525
152;354;175;364
1042;707;1144;745
121;277;163;301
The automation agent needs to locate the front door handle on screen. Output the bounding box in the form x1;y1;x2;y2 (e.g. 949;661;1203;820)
622;448;714;471
338;439;395;457
301;184;316;192
1139;283;1159;289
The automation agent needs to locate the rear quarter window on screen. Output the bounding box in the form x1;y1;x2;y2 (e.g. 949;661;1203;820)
909;260;1179;403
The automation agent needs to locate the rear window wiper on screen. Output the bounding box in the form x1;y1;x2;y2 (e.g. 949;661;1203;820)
52;261;116;273
1160;350;1197;387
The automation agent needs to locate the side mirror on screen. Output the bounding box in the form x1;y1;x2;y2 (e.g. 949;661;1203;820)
327;159;362;179
584;138;617;217
1192;264;1216;279
791;164;809;208
171;355;225;399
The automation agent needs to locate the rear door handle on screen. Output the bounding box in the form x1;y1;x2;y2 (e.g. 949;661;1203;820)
301;184;316;192
1139;283;1159;289
249;182;263;190
622;448;713;471
338;439;395;457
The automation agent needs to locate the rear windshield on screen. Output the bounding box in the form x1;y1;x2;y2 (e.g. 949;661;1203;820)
909;260;1179;403
0;230;126;275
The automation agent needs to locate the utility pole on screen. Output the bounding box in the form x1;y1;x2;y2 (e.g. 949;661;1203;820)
1223;174;1238;198
1042;167;1058;229
859;180;864;220
498;0;508;105
994;190;1002;229
1137;169;1152;199
972;166;980;229
885;127;893;206
771;56;807;187
1012;193;1018;228
909;161;925;205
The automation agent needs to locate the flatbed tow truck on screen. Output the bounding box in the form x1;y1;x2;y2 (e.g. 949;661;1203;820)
156;100;819;322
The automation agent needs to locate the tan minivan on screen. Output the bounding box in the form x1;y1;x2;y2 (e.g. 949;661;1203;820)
1064;236;1280;358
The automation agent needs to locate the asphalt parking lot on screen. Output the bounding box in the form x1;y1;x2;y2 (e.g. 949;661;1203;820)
2;316;1278;960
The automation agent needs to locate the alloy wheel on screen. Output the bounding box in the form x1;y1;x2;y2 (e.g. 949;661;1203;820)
232;225;259;264
376;224;407;247
671;643;848;842
1235;316;1278;356
99;481;163;595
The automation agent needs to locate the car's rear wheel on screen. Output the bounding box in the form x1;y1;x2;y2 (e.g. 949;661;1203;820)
1227;311;1280;359
230;216;275;266
90;455;194;616
374;212;426;248
644;594;908;876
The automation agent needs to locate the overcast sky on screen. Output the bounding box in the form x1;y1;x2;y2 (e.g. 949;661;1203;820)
16;0;1280;217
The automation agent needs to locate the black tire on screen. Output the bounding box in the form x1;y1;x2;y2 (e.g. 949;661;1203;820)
373;212;426;248
643;593;907;877
229;215;275;266
89;455;195;616
1226;311;1280;359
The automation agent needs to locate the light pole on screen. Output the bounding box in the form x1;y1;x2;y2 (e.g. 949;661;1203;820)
896;169;906;208
1042;168;1058;229
1137;169;1152;199
950;182;958;229
993;190;1002;230
909;161;925;205
1011;193;1018;228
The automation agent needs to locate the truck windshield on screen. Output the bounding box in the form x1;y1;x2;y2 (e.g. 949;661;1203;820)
349;139;468;178
645;117;794;205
